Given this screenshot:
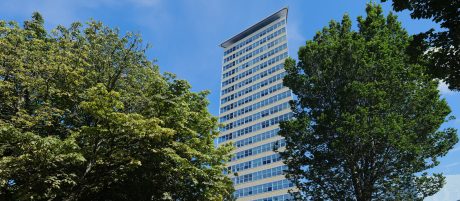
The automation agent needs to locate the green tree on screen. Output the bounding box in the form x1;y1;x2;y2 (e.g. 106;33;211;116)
0;13;234;201
383;0;460;91
280;4;458;201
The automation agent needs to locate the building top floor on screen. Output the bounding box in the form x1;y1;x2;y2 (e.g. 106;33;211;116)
220;7;288;49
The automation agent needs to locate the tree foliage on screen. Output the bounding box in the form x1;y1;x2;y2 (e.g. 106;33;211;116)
280;4;458;201
0;13;233;201
383;0;460;91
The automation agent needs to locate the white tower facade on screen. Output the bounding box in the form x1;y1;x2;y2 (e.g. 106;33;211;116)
218;8;295;201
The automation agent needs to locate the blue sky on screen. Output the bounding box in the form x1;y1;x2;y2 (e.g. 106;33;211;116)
1;0;459;177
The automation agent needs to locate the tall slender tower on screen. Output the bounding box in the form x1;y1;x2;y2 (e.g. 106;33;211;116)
218;8;294;201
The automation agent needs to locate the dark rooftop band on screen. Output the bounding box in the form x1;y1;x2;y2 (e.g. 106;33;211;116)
220;7;288;48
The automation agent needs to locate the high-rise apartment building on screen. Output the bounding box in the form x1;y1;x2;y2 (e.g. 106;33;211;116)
217;8;294;201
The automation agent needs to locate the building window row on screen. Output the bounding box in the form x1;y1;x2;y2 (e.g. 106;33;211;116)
219;111;292;144
224;27;286;64
222;51;287;85
223;42;287;72
221;63;283;95
220;72;287;104
219;112;292;144
233;128;280;148
232;165;288;185
220;83;284;114
252;194;293;201
224;19;286;56
226;154;282;174
221;102;289;132
231;139;286;161
219;90;291;119
234;179;293;198
223;33;286;68
221;99;289;124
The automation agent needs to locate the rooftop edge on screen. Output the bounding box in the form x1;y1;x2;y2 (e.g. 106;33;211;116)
220;7;288;49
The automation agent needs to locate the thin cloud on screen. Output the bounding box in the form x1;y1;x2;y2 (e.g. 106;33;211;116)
444;162;460;168
438;80;454;96
0;0;163;26
286;21;306;60
129;0;161;7
287;21;306;44
450;146;460;153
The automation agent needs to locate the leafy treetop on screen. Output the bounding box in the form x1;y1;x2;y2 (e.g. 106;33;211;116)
280;4;458;201
0;12;234;201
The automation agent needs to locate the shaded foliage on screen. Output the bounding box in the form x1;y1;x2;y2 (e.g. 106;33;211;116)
280;4;458;201
383;0;460;91
0;13;234;201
